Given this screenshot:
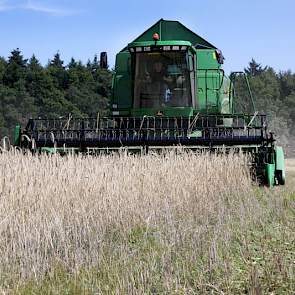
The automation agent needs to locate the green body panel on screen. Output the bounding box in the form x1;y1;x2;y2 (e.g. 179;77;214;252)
121;19;216;51
275;146;286;185
266;163;275;187
40;147;57;154
197;50;220;69
131;107;194;117
275;146;285;171
14;124;21;146
112;52;132;110
40;147;79;154
129;40;193;48
196;50;225;111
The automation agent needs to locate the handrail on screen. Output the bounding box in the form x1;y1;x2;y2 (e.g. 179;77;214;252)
197;68;225;113
230;71;256;113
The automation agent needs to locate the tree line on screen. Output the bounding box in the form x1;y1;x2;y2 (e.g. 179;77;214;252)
0;50;294;153
0;49;111;137
235;59;295;153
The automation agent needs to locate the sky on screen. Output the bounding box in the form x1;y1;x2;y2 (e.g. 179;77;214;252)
0;0;294;73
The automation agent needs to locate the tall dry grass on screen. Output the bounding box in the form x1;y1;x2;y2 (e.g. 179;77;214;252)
0;151;293;293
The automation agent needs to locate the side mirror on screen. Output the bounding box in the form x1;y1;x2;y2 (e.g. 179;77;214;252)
215;49;224;64
100;52;108;69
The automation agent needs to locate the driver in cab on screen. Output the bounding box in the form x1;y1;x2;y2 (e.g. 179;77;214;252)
140;60;173;107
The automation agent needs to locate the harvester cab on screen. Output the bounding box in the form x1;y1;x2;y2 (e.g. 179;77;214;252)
112;21;228;118
12;19;285;186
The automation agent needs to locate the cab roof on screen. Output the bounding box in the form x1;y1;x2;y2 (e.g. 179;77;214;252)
121;19;216;52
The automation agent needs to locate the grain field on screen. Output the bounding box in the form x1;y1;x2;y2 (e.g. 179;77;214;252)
0;151;294;294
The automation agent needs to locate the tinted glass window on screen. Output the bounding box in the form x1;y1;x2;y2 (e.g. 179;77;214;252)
134;52;192;108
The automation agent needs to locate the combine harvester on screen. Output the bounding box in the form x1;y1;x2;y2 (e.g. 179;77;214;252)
13;19;285;186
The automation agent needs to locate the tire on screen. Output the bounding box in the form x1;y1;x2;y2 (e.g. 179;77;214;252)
276;170;286;185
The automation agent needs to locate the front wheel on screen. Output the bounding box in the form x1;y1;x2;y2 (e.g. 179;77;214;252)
276;170;286;185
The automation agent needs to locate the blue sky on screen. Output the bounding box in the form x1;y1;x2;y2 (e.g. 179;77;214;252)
0;0;294;73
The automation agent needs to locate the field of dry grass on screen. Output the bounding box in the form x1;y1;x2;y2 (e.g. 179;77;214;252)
285;158;295;192
286;158;295;172
0;151;294;294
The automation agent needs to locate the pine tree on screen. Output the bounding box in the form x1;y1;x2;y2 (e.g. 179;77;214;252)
3;48;27;86
0;57;7;82
50;52;64;68
47;52;68;90
68;58;77;69
278;70;295;99
26;55;47;109
244;58;267;76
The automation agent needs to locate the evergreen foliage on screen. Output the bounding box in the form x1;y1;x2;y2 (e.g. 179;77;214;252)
244;58;268;76
0;49;111;137
235;59;295;152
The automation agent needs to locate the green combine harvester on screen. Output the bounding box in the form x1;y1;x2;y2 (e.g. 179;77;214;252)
13;19;285;186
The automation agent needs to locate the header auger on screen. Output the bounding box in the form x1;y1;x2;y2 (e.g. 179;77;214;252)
12;19;285;186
